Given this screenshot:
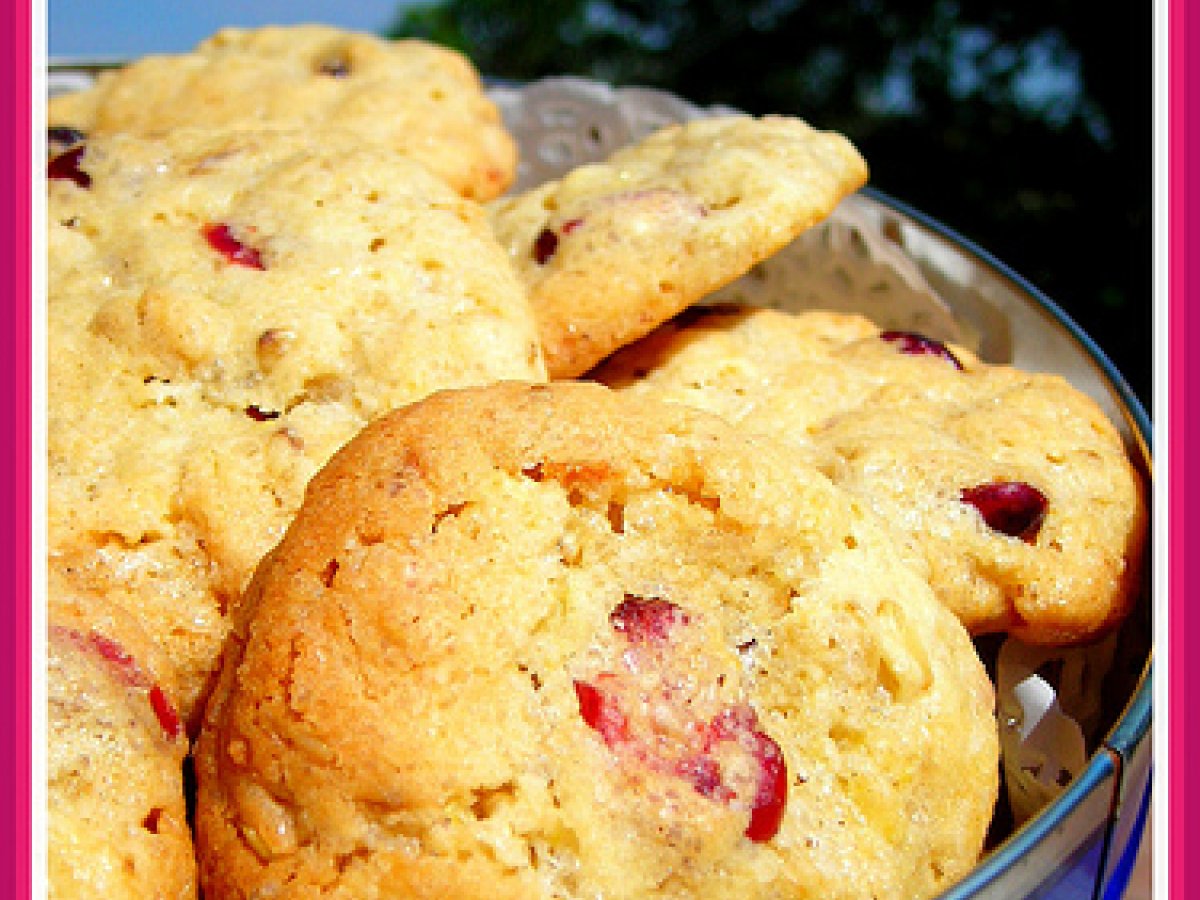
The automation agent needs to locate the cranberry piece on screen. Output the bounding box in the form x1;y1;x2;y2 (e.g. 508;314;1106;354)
574;679;630;746
532;227;559;264
532;218;583;264
47;145;91;188
203;223;265;270
960;480;1048;542
743;729;788;842
149;685;182;739
245;404;281;421
576;602;788;842
702;706;788;842
609;595;689;643
81;631;146;686
142;807;163;833
879;330;963;370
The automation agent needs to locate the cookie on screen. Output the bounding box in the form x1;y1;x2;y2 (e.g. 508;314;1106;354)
488;115;868;378
47;567;196;900
47;127;545;723
47;24;517;200
595;305;1148;643
194;380;998;900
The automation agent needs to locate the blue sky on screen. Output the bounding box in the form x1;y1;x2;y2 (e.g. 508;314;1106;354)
48;0;421;58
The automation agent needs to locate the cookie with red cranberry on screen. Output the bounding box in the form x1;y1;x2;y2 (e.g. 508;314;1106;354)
596;305;1148;643
487;115;868;378
47;568;196;900
194;380;997;900
47;24;516;200
47;127;544;724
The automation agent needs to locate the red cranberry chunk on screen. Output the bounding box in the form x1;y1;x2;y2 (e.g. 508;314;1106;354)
87;631;140;681
47;145;91;189
743;728;788;842
960;480;1048;543
879;330;963;370
574;678;630;746
609;595;689;643
142;807;163;833
245;405;281;422
149;685;182;739
532;218;584;265
203;223;265;270
574;597;788;842
532;227;559;264
703;705;788;842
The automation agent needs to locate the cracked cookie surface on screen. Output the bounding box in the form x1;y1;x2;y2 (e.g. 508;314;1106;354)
595;305;1148;643
195;380;997;900
488;115;868;378
47;24;517;200
47;128;545;723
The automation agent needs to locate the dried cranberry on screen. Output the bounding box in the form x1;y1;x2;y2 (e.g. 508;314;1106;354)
149;685;182;739
960;480;1048;542
532;218;583;264
576;601;789;842
47;145;91;188
574;679;629;746
203;223;265;270
703;706;788;842
609;595;689;642
85;631;140;683
743;728;788;842
879;330;963;370
245;405;281;421
141;807;163;833
532;227;559;264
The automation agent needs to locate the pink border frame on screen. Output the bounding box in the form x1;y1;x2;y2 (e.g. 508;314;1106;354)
5;1;32;896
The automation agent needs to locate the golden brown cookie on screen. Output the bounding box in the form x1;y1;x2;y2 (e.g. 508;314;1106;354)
488;115;868;378
47;127;545;723
47;25;517;200
596;305;1148;643
195;381;997;900
47;568;196;900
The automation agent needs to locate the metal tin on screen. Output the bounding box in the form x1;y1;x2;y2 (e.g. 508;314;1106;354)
46;65;1153;899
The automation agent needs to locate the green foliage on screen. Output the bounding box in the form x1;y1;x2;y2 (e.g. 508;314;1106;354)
391;0;1151;406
